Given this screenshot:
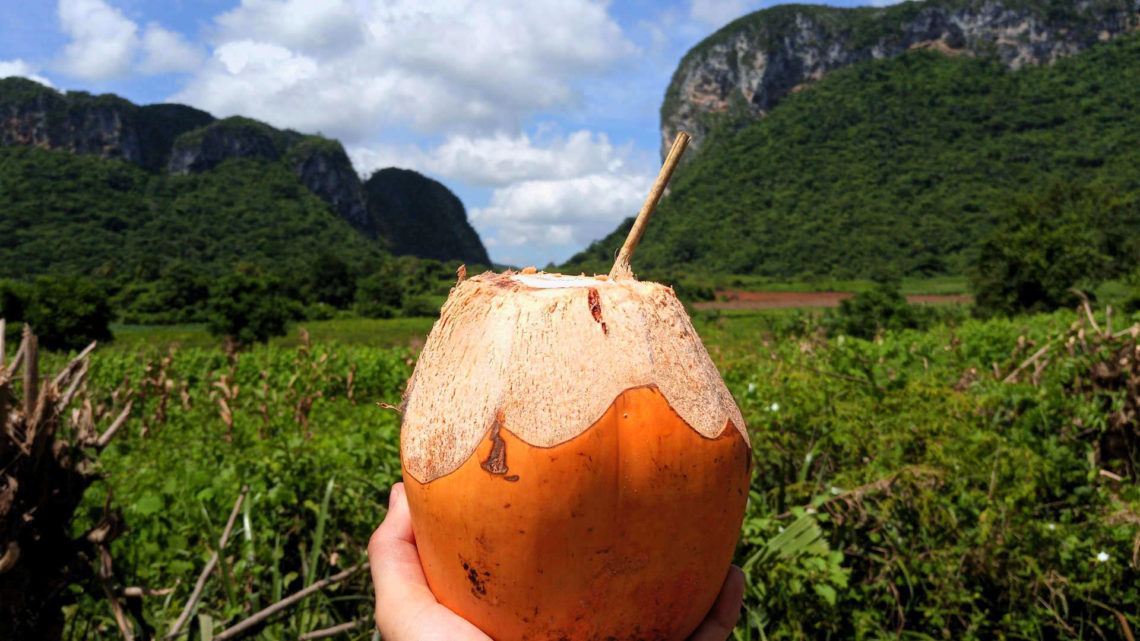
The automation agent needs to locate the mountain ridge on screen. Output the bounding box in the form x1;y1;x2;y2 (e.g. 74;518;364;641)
662;0;1140;160
0;77;491;267
567;28;1140;279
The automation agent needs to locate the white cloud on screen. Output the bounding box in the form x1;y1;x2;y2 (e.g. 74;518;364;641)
350;129;652;256
0;59;54;87
56;0;138;80
214;0;363;55
472;172;652;250
140;23;204;74
171;0;637;141
349;130;634;186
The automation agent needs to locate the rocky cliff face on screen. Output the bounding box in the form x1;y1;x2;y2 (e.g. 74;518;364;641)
167;117;285;174
662;0;1140;158
290;141;371;235
364;168;491;266
0;78;143;163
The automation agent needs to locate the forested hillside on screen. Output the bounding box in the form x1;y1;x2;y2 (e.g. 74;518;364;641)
566;32;1140;279
0;77;491;271
0;146;385;280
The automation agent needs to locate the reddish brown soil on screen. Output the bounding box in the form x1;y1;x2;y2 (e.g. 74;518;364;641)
694;291;973;311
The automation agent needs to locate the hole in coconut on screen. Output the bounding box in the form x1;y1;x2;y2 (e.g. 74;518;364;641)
510;273;613;289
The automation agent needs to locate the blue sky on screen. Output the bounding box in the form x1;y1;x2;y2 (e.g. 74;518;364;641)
0;0;895;267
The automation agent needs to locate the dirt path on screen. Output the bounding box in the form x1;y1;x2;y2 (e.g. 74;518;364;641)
694;290;973;311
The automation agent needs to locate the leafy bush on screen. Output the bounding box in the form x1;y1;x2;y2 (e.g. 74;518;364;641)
2;276;114;352
303;301;339;321
401;295;441;318
116;262;211;324
306;253;356;309
206;271;296;347
823;284;921;339
971;184;1140;316
0;279;30;344
354;268;403;319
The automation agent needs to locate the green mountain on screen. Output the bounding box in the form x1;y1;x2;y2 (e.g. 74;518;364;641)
0;77;492;277
0;145;384;281
364;168;491;266
661;0;1140;160
565;28;1140;279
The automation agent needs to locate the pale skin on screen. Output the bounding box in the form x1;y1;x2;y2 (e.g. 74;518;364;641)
369;482;746;641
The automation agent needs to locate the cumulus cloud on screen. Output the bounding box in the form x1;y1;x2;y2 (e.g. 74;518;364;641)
214;0;364;55
56;0;138;79
472;172;652;248
140;23;204;74
172;0;637;141
0;59;54;87
349;130;634;186
350;129;652;256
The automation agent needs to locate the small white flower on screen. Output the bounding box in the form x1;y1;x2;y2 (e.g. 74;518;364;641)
1047;523;1056;531
1096;551;1109;563
747;383;756;393
804;452;813;465
768;402;780;412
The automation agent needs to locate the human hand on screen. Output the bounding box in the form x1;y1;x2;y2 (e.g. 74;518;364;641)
368;482;745;641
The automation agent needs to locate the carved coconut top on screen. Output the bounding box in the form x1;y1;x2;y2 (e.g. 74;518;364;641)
400;271;748;483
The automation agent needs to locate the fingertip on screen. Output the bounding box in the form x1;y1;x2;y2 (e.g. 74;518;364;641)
726;565;745;596
709;565;746;631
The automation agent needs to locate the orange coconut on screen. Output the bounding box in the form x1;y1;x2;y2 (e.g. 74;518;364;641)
399;271;751;641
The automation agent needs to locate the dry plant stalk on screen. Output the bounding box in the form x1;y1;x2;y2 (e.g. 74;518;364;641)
0;323;133;641
609;131;690;279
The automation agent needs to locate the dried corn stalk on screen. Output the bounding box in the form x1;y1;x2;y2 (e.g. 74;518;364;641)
0;322;132;641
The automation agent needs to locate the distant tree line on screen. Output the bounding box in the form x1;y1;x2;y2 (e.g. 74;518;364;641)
0;255;467;351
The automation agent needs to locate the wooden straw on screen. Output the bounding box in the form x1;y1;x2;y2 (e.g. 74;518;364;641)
609;131;691;279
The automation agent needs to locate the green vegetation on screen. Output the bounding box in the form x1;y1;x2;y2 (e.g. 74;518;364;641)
0;78;492;332
573;32;1140;280
0;276;111;351
0;145;468;333
971;183;1140;316
363;168;492;266
171;116;300;156
822;283;965;339
33;301;1134;639
0;148;385;281
205;271;298;347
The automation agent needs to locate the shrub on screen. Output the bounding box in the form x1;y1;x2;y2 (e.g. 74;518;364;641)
971;184;1140;316
116;262;211;324
354;268;403;319
13;277;114;352
206;271;294;347
307;253;356;309
824;284;920;339
401;295;440;318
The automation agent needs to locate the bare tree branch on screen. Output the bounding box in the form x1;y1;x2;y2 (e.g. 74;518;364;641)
51;341;98;389
1003;344;1051;384
212;563;366;641
298;617;369;640
22;326;38;420
94;402;133;449
57;360;88;414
